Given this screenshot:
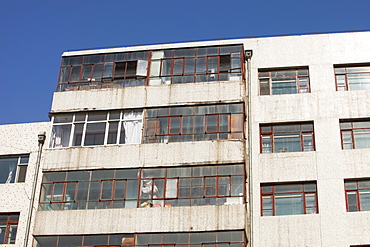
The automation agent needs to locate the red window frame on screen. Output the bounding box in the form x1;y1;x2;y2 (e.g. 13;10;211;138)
340;120;370;149
258;68;310;95
0;213;19;244
260;122;315;153
144;104;244;144
345;179;370;212
261;182;318;216
39;165;245;211
335;65;370;91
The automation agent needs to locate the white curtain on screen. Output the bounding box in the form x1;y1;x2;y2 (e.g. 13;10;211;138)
123;111;143;144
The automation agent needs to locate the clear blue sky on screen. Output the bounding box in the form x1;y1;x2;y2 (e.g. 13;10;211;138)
1;0;369;124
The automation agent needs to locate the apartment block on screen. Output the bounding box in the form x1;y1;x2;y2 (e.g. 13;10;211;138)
1;31;370;246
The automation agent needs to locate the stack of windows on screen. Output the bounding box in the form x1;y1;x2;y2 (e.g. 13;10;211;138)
39;165;245;211
0;155;29;183
34;231;246;247
57;45;244;92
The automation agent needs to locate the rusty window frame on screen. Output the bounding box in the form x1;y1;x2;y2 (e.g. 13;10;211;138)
35;231;246;247
39;164;245;211
144;103;244;144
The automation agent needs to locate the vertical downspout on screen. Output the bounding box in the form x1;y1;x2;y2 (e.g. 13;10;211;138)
24;132;46;247
244;50;253;247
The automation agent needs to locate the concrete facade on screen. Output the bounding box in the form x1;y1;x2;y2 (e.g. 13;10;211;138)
1;31;370;246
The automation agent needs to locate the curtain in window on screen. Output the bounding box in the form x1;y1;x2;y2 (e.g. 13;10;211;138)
0;158;17;183
123;112;142;144
52;125;71;148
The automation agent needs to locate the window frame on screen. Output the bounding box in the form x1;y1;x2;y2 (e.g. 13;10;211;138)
0;155;29;184
260;122;315;153
49;110;143;148
144;103;244;143
345;179;370;212
39;164;245;211
258;67;310;95
335;64;370;91
0;213;19;244
260;182;318;216
340;119;370;150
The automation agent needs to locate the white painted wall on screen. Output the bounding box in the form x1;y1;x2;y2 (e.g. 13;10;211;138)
246;31;370;246
0;122;49;247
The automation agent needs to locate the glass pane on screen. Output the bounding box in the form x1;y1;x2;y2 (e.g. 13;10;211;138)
208;57;218;73
150;60;160;77
184;58;195;75
206;115;218;133
76;182;89;202
360;190;370;211
166;179;178;198
173;59;183;75
218;177;230;196
72;123;83;146
205;177;216;196
53;183;64;201
126;180;139;199
275;184;302;193
88;181;101;201
84;122;106;146
196;57;206;74
161;60;172;76
354;129;370;148
101;180;113;200
275;193;304;215
170;117;181;134
168;167;191;177
17;165;27;182
51;124;72;148
106;121;118;144
113;180;126;199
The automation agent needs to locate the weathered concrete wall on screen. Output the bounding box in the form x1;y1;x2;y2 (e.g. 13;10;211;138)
247;31;370;246
42;140;245;171
0;122;49;247
33;204;245;235
51;81;244;113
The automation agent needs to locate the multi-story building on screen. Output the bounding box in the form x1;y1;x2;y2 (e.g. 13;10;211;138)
1;31;370;246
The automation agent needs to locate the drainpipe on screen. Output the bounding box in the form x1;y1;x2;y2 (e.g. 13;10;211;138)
24;132;46;247
244;50;253;247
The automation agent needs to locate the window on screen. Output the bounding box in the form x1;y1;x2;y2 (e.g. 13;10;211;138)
261;182;317;216
335;65;370;91
50;110;142;148
57;45;244;92
345;179;370;212
340;120;370;149
58;52;148;91
39;164;245;211
35;231;246;247
0;213;19;244
259;68;310;95
149;45;243;85
144;103;244;143
260;122;314;153
0;155;29;183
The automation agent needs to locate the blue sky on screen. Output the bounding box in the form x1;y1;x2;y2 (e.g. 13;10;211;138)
1;0;369;124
